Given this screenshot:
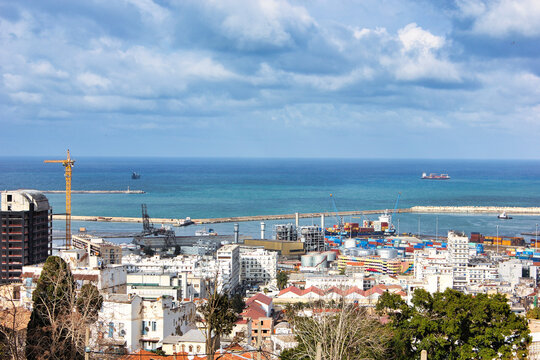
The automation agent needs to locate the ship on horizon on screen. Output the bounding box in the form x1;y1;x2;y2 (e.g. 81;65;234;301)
421;172;450;180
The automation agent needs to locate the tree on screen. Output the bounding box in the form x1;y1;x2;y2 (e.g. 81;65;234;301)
231;294;245;314
377;288;531;360
198;278;239;360
0;285;28;360
25;256;103;360
527;307;540;319
287;300;391;360
277;271;289;290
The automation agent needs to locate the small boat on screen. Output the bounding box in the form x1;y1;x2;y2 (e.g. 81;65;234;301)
131;171;141;179
498;211;512;220
421;172;450;180
195;228;217;236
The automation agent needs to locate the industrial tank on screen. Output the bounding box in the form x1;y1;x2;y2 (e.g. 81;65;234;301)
344;239;357;249
301;254;314;267
312;253;327;267
324;251;337;262
377;248;398;259
357;249;375;257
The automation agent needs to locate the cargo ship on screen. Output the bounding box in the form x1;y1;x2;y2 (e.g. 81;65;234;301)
421;172;450;180
325;211;395;237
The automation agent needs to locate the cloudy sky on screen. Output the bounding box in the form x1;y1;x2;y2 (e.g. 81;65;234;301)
1;0;539;158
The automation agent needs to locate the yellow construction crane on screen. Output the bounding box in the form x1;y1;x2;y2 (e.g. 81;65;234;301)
44;149;75;248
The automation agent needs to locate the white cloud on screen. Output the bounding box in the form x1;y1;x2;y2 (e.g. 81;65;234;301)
466;0;540;37
398;23;444;53
390;23;460;82
30;61;69;78
77;72;111;89
9;92;42;104
203;0;315;48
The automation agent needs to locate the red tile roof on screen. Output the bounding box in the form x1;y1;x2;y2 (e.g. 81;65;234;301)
278;286;302;296
246;293;273;306
241;305;267;320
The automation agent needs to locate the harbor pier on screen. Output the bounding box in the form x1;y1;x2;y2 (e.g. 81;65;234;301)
51;206;540;225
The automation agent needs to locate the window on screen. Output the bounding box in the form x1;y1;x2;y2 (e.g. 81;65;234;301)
142;321;148;335
197;346;201;353
189;345;193;353
108;322;114;338
7;195;12;202
151;321;156;331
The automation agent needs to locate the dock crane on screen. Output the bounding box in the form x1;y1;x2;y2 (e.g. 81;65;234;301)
44;149;75;248
330;194;343;229
392;192;401;217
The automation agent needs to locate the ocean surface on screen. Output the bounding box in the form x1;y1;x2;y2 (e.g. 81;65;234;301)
2;157;540;241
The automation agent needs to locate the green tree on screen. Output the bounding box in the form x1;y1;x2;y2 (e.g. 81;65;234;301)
198;280;239;360
277;271;289;290
26;256;78;360
527;307;540;319
231;294;245;313
26;257;103;360
377;288;531;360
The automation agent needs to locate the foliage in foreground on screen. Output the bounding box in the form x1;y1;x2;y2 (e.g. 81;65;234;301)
25;256;103;360
283;301;392;360
198;283;239;360
376;288;531;360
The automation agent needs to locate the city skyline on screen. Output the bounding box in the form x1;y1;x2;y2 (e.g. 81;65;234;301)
1;0;539;158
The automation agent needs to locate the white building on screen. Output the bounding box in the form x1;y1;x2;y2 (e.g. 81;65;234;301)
126;273;187;301
304;273;375;291
240;247;278;285
467;261;499;286
95;294;196;353
20;263;127;308
414;247;452;281
217;244;240;293
72;235;122;265
447;231;470;291
499;259;525;285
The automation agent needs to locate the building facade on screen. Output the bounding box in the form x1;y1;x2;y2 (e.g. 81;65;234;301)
447;231;470;291
0;190;52;284
239;247;278;286
216;244;240;293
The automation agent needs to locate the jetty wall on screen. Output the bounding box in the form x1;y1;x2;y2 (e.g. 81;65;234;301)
51;206;540;225
410;206;540;215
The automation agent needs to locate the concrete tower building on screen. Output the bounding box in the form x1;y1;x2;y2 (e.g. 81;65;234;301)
0;190;52;284
447;231;470;291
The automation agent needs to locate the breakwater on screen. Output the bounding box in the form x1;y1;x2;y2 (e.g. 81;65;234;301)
42;188;145;194
51;206;540;225
54;209;397;225
410;206;540;215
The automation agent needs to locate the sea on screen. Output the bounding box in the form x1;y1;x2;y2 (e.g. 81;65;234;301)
2;157;540;244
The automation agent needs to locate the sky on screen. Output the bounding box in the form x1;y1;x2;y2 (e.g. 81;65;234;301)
1;0;540;158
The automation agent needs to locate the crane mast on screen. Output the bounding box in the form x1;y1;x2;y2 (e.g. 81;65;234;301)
44;149;75;248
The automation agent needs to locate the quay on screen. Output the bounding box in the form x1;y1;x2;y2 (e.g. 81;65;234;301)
42;188;145;194
410;206;540;215
51;206;540;225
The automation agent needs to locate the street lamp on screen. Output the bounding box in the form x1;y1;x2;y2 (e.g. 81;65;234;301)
496;224;499;254
436;215;439;241
534;223;538;249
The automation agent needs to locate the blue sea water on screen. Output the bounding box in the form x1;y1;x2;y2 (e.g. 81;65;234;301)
1;157;540;240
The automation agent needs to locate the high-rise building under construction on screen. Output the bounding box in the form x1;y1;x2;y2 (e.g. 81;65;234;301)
0;190;52;284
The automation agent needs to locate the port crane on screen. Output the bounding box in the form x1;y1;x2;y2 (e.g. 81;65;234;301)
330;194;343;230
44;149;75;248
136;204;176;250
